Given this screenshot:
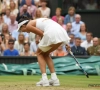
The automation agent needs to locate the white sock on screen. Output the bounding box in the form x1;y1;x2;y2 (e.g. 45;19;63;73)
42;73;48;80
51;72;57;80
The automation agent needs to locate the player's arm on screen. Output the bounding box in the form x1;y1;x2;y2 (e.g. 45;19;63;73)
26;20;44;37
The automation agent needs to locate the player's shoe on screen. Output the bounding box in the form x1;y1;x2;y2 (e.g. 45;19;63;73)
49;78;60;86
36;79;50;86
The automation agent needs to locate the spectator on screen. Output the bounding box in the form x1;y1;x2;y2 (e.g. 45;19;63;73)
0;14;4;33
3;33;12;49
57;17;66;30
3;0;18;9
52;8;64;22
35;0;41;8
87;37;100;56
69;34;75;47
20;0;37;18
85;0;97;10
64;6;76;24
38;0;50;18
12;30;29;41
20;0;34;7
0;34;5;55
33;9;42;19
71;14;84;37
3;8;11;25
81;32;93;50
16;4;32;21
8;13;18;33
1;23;10;36
77;23;87;41
70;37;87;55
9;1;18;15
66;23;73;36
14;33;25;54
3;39;19;56
20;42;35;56
53;45;68;56
30;35;41;53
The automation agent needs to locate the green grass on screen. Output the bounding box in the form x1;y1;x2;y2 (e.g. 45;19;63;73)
0;75;100;90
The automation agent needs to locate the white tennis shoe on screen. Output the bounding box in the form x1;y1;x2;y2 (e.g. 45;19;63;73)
49;78;60;86
36;79;50;86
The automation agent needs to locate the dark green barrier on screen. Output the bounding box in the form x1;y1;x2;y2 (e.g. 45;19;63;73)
0;56;100;75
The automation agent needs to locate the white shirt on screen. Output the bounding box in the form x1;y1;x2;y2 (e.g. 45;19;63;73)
81;40;93;50
38;7;50;18
72;21;84;37
3;15;11;25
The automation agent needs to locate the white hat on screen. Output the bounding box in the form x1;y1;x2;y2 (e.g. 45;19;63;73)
17;20;29;32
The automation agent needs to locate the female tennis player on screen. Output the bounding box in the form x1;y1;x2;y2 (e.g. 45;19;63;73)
17;17;71;86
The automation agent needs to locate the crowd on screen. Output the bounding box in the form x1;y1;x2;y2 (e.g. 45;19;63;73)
0;0;100;56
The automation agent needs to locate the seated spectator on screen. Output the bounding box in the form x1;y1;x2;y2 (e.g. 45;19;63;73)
77;23;87;41
3;33;12;49
20;42;35;56
0;14;4;33
9;1;18;15
3;8;11;25
66;23;73;35
0;34;5;55
20;0;37;18
87;37;100;56
81;32;93;50
38;0;50;18
3;39;19;56
57;17;66;30
52;8;64;22
72;14;84;37
34;0;41;8
1;23;10;37
69;34;75;47
64;6;76;24
16;4;32;21
3;0;18;9
53;45;68;56
70;37;87;55
12;29;29;41
33;9;42;19
20;0;34;7
85;0;97;10
14;33;25;54
8;13;18;33
30;35;41;53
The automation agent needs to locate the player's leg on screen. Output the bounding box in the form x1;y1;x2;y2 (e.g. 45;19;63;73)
36;49;49;86
43;42;62;86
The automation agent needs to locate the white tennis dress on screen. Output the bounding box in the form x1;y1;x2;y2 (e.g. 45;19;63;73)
36;18;70;52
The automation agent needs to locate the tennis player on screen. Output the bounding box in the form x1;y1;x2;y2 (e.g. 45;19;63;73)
17;17;71;86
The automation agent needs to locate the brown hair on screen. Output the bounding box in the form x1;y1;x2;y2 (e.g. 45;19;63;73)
80;23;88;32
18;33;25;44
34;9;42;19
2;23;9;34
75;37;81;40
68;6;75;14
56;8;62;12
10;1;16;10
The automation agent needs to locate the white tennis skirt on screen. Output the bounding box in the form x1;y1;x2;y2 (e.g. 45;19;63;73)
38;23;70;52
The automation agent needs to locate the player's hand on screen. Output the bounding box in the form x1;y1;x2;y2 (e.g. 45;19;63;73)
66;44;71;52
